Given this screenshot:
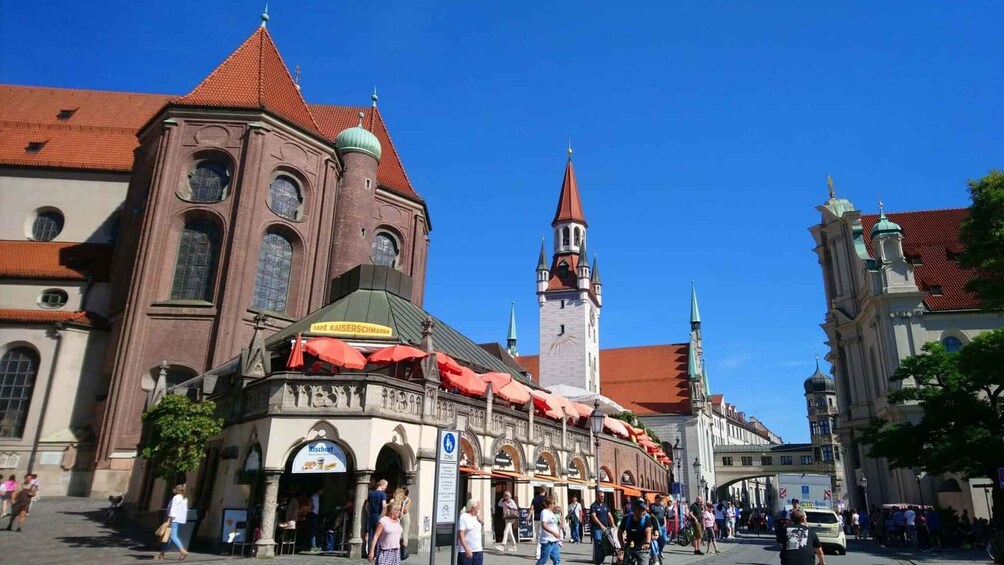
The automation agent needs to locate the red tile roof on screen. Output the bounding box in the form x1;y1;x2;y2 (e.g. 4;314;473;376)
0;85;171;171
0;241;112;281
860;208;978;311
310;105;418;199
710;393;724;405
0;32;421;200
552;158;587;227
518;343;692;415
547;252;581;290
173;28;321;136
0;308;107;329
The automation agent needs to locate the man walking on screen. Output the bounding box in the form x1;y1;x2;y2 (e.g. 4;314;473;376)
778;509;825;565
590;492;616;565
567;495;583;543
649;495;667;558
689;496;704;555
532;488;547;558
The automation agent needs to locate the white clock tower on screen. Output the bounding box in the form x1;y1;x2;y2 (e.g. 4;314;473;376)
536;148;602;393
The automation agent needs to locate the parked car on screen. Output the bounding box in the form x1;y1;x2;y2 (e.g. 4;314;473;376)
804;509;847;555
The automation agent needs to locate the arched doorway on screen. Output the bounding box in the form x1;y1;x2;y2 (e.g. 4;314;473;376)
374;445;405;494
278;439;355;553
491;443;524;541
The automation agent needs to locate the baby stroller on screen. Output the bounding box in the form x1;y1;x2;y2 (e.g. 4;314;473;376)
600;526;623;565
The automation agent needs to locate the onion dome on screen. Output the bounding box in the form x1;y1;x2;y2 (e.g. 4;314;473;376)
335;112;382;162
804;362;836;394
870;203;902;238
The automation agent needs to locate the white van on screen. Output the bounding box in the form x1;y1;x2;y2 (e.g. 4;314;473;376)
804;509;847;555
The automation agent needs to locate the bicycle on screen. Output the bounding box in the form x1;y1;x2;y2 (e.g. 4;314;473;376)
675;524;694;547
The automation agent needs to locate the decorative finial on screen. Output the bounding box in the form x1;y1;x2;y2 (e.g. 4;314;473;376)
814;351;820;371
293;65;301;91
827;175;835;199
357;111;365;127
567;138;573;159
878;197;885;217
260;3;269;27
371;87;379;107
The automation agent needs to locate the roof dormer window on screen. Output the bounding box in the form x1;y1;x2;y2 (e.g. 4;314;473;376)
906;254;923;266
25;141;46;154
57;109;77;120
929;285;943;296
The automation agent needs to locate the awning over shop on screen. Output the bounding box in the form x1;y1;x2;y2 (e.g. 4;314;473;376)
491;470;529;481
620;485;642;497
460;466;491;476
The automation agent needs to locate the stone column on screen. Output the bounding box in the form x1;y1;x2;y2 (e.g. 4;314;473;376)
255;470;282;558
351;471;373;558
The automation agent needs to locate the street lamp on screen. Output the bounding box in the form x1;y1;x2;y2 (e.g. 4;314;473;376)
700;477;708;500
590;399;605;503
913;467;927;509
693;457;702;501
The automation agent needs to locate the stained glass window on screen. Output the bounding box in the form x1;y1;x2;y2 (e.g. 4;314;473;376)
188;162;229;202
269;175;302;220
32;211;64;241
371;232;398;267
252;232;293;313
170;220;219;301
942;336;963;353
0;348;39;438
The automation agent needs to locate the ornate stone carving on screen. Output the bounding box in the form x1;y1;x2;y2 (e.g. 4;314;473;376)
382;388;422;417
243;385;271;416
282;382;363;410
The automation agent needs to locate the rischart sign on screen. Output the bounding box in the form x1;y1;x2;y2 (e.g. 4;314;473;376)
291;440;348;473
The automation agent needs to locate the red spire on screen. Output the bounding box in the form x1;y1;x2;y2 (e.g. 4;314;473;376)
551;157;588;227
173;28;321;136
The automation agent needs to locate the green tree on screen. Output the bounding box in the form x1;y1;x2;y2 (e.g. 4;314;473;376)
612;411;662;445
140;394;224;482
959;169;1004;310
860;328;1004;533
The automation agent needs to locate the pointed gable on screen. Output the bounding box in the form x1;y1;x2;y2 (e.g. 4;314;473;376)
173;28;321;136
552;158;587;227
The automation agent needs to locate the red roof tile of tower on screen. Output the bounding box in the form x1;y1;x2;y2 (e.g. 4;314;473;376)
173;28;322;136
0;241;112;281
552;158;587;227
310;105;418;199
860;208;978;311
516;343;692;415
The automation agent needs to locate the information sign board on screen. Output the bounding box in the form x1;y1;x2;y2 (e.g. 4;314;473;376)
434;430;460;525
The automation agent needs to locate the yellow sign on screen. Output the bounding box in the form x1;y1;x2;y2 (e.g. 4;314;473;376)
309;321;393;337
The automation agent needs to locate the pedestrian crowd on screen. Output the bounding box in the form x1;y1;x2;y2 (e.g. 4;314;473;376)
1;472;39;532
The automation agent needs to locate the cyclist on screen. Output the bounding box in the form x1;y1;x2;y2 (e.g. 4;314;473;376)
619;499;653;565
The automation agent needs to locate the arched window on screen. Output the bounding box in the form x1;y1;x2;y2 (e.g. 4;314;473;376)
31;210;64;241
170;220;220;301
187;162;230;202
268;175;303;220
38;289;68;309
942;336;963;353
252;232;294;313
371;232;399;267
562;227;570;246
573;227;581;246
0;347;39;438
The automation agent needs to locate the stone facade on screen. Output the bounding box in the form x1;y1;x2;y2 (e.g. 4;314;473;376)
810;190;1004;519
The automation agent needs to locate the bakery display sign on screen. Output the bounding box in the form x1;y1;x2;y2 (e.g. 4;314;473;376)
291;440;348;474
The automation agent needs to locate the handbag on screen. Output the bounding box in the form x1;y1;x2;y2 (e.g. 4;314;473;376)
503;505;518;520
155;519;171;543
400;544;410;561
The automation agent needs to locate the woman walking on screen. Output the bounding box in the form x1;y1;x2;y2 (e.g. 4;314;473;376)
5;475;36;531
400;488;412;549
157;485;190;560
457;500;484;565
0;474;15;518
535;497;563;565
702;503;719;554
496;491;519;552
368;502;404;565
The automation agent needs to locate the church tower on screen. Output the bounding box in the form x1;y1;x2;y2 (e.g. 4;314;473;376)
536;147;601;392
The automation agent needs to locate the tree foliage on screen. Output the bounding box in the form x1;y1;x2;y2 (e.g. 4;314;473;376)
860;328;1004;479
960;169;1004;310
140;394;224;482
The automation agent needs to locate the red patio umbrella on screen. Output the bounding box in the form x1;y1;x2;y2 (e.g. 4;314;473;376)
572;402;595;420
434;352;463;375
368;344;429;364
480;372;515;392
604;416;631;438
495;380;532;405
531;390;564;420
549;394;578;420
303;337;367;370
441;366;487;396
286;332;305;370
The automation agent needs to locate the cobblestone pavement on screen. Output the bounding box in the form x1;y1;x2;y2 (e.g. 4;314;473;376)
0;497;753;565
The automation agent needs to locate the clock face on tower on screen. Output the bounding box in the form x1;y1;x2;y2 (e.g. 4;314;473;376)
548;334;578;356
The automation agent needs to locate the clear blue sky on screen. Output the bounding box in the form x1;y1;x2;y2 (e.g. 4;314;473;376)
4;1;1003;443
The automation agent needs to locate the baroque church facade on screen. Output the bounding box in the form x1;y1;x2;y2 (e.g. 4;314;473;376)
0;23;429;495
810;180;1003;519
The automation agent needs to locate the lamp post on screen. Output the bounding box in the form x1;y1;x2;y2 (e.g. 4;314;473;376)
672;438;683;535
700;477;708;501
859;476;870;511
693;457;702;501
913;467;927;509
590;400;605;504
